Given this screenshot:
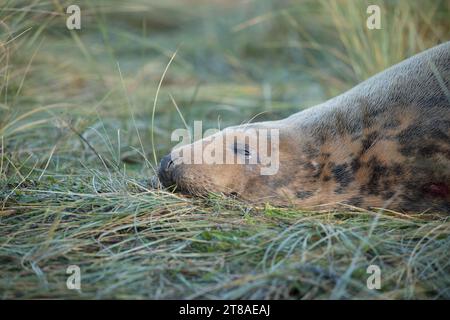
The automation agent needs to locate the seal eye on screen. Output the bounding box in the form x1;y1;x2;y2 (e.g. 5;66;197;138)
233;143;251;159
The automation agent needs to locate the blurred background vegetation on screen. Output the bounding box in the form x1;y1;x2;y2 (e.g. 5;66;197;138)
0;0;449;299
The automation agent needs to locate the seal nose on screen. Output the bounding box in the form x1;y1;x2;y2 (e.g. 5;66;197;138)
158;154;175;187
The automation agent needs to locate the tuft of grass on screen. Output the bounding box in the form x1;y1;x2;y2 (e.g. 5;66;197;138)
0;0;449;299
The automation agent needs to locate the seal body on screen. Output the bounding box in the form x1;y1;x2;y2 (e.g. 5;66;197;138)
158;42;450;213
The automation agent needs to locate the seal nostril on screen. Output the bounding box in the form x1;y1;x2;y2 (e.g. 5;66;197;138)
159;155;173;173
167;159;174;170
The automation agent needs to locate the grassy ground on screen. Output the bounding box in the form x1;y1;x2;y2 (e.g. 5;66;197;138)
0;0;449;299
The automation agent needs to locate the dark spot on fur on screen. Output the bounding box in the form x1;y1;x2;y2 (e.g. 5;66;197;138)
296;190;314;199
351;159;361;173
392;163;403;176
356;98;388;129
365;157;387;195
334;186;346;194
331;163;354;189
397;122;450;158
399;145;415;156
361;132;379;154
418;144;441;157
303;143;320;158
382;191;396;200
397;124;419;145
346;196;364;207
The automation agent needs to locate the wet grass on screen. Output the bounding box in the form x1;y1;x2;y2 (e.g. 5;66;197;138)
0;0;449;299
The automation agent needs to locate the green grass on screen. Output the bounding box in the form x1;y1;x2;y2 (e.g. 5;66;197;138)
0;0;449;299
